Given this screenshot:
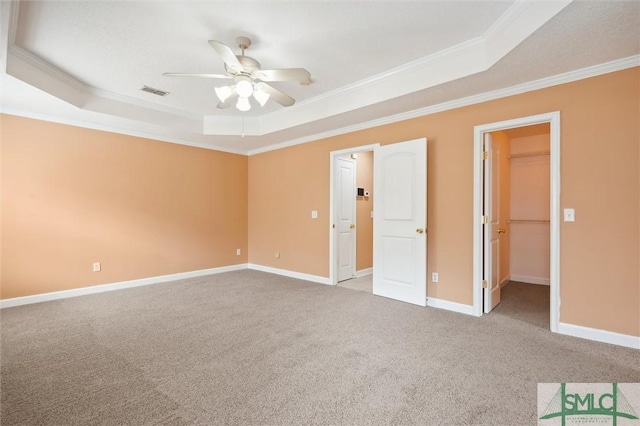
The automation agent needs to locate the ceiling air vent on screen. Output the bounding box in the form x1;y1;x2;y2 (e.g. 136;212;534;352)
141;85;169;96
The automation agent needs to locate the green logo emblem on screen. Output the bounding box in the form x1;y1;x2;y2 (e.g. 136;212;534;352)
539;383;639;425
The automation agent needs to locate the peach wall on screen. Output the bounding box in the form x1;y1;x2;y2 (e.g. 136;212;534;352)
355;151;373;271
2;68;638;338
248;67;639;337
248;142;330;275
1;114;248;299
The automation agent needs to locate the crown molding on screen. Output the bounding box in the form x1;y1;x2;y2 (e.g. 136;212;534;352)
248;55;639;155
211;0;572;137
0;106;247;155
8;45;89;92
8;45;204;123
4;55;636;157
5;0;572;139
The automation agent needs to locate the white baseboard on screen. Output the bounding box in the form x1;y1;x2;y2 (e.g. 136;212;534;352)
356;267;373;278
510;274;550;286
558;322;640;350
427;297;476;316
247;263;331;285
0;264;248;309
500;275;511;288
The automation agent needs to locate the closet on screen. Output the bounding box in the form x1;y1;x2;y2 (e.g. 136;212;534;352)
508;125;551;285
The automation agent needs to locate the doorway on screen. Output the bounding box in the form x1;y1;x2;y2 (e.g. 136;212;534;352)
335;155;357;283
330;139;427;307
330;144;378;288
473;112;560;332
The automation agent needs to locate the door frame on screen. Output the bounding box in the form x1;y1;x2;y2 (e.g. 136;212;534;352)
472;111;561;332
329;143;380;285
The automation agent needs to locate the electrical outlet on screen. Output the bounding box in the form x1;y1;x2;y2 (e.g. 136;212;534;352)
236;248;241;256
93;262;101;272
432;272;439;283
311;210;318;219
275;251;280;259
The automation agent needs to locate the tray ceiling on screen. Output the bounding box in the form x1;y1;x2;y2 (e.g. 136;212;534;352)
1;0;639;154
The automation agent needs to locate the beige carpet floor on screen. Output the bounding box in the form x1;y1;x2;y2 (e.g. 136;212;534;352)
1;271;638;425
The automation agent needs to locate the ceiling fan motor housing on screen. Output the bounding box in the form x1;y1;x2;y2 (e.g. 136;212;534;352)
226;56;261;76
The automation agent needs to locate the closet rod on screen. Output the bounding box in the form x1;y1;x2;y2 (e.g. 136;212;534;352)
508;219;550;224
509;150;550;159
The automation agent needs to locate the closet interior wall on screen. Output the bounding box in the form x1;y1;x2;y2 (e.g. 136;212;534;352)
508;125;551;285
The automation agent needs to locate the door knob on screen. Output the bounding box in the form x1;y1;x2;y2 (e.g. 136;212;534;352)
498;228;506;234
416;228;424;234
350;224;355;229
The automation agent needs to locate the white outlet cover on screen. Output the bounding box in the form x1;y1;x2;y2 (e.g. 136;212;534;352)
564;208;575;222
311;210;318;219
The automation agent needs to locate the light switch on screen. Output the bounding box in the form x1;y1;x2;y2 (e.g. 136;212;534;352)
311;210;318;219
564;208;575;222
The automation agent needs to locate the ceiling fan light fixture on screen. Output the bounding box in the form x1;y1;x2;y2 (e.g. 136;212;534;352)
253;88;270;107
165;37;310;111
236;96;251;112
236;79;253;98
215;85;233;102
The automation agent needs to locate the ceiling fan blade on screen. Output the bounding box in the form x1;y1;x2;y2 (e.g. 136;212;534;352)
163;73;231;79
208;40;243;73
217;91;238;109
257;82;295;107
255;68;311;85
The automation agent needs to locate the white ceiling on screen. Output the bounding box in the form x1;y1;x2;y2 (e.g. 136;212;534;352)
1;0;639;155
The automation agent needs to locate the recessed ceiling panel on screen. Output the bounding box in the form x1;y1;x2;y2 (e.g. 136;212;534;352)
14;1;512;116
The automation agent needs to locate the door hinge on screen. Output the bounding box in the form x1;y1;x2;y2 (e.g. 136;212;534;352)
332;224;335;229
482;280;488;289
482;215;488;224
482;151;488;160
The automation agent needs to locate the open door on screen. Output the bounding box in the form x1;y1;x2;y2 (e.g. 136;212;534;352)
483;133;502;312
335;157;356;282
373;138;426;306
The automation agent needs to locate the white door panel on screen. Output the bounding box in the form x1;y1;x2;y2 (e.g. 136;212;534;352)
381;236;415;284
336;157;356;282
373;138;426;306
382;154;415;220
484;133;501;312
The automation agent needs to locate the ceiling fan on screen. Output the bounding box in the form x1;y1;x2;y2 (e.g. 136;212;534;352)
164;36;311;112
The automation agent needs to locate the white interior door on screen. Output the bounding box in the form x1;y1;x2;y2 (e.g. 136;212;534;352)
483;133;502;313
373;138;426;306
336;157;356;282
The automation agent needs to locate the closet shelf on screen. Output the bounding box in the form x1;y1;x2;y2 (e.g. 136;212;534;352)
508;219;550;224
509;150;550;159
